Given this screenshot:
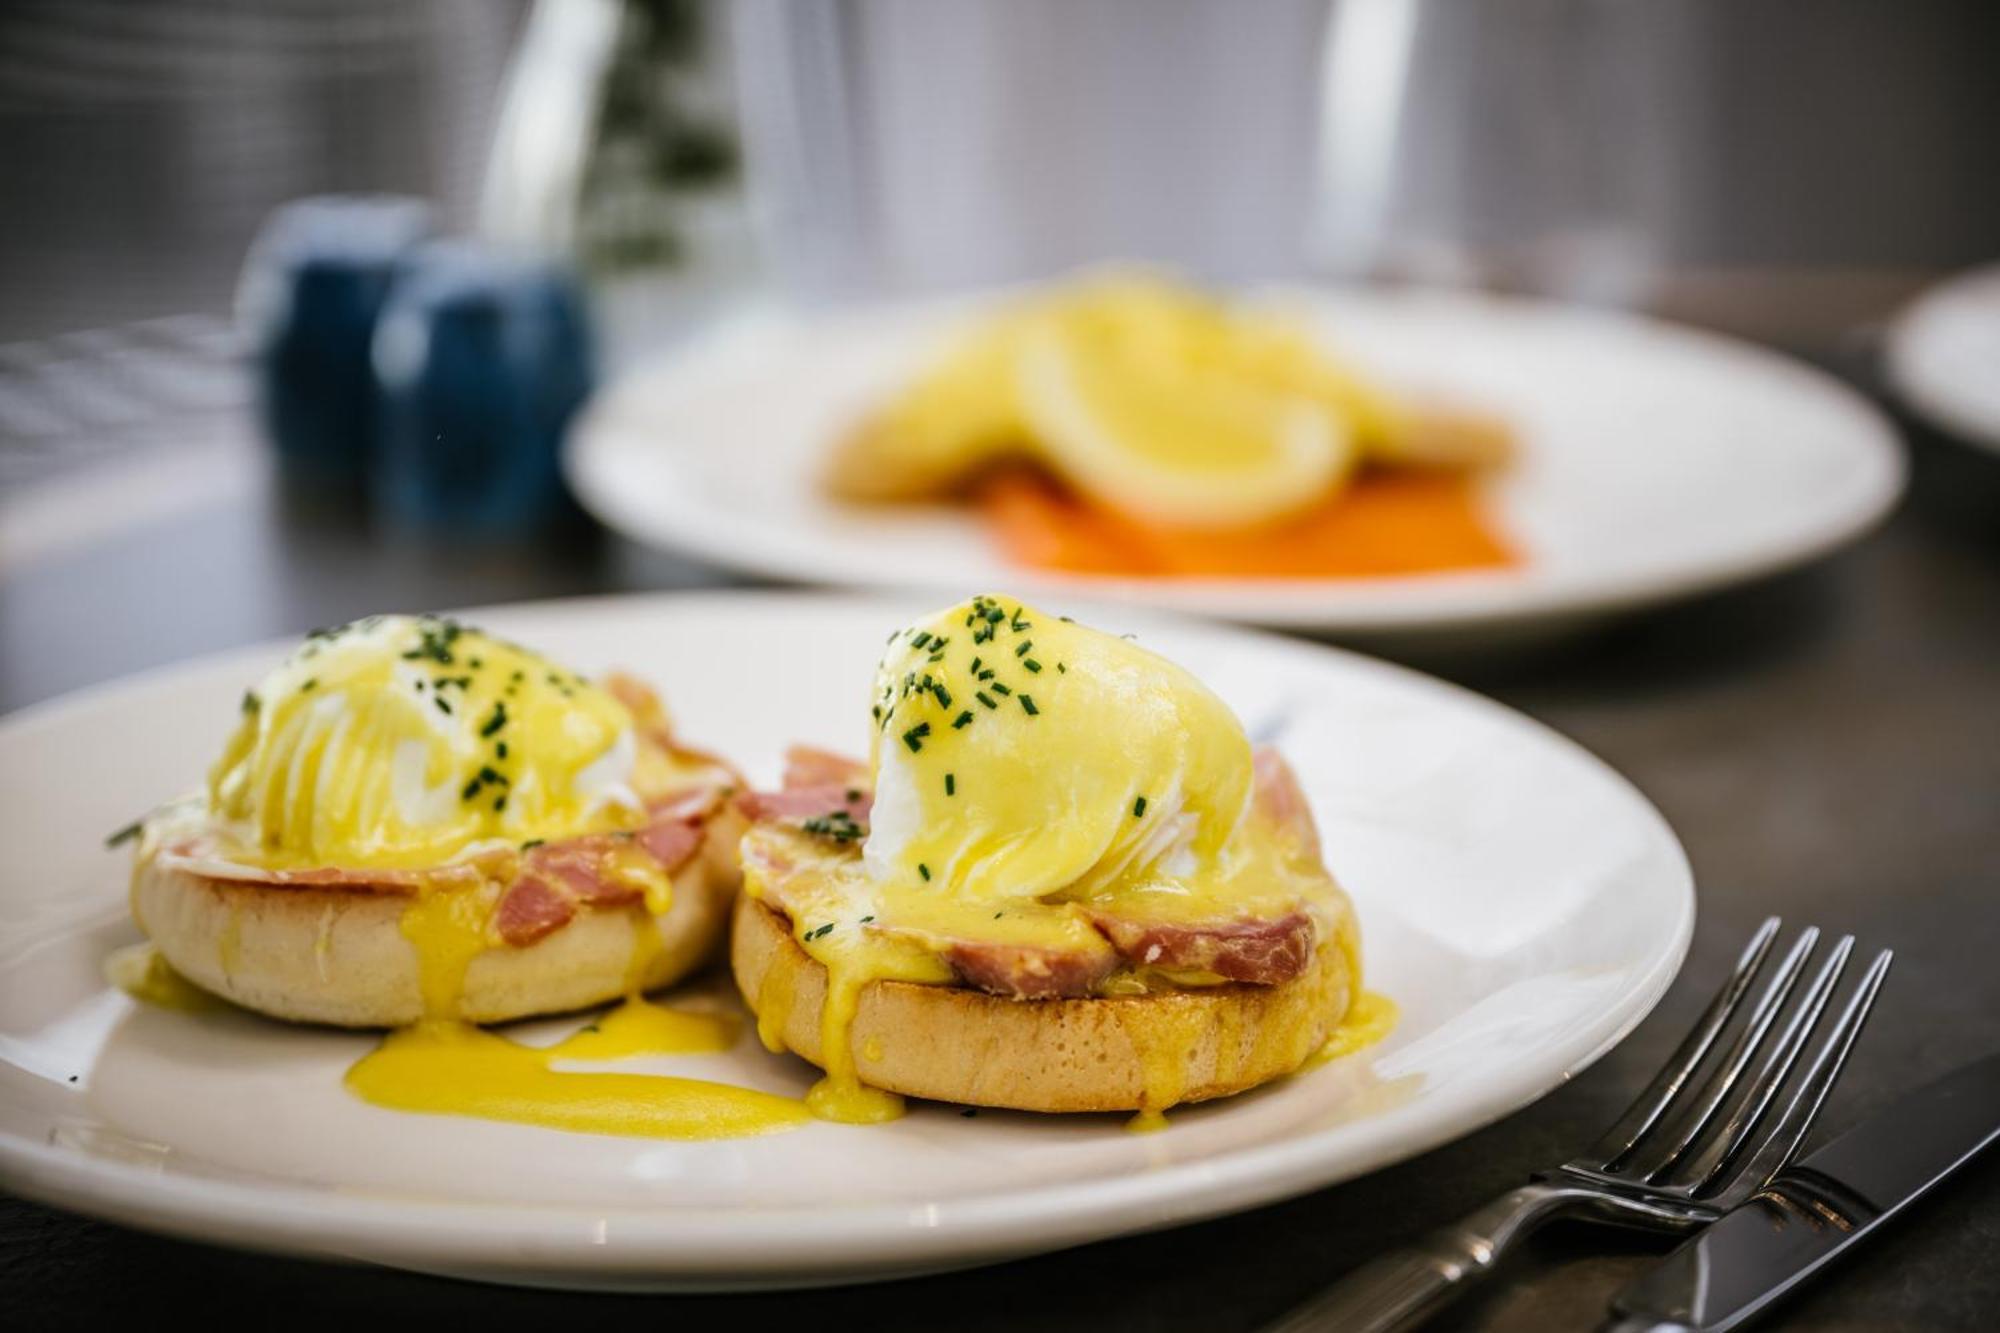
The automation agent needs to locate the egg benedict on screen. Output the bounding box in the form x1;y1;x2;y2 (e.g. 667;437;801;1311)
125;614;746;1027
731;595;1373;1125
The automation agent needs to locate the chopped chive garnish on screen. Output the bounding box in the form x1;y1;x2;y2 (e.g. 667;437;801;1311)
1019;694;1038;715
241;691;260;714
970;656;984;675
521;838;545;850
860;914;875;923
944;773;955;796
933;683;953;709
105;819;143;848
1023;659;1042;673
406;618;462;665
802;811;865;842
493;796;506;812
1133;796;1147;817
1057;662;1067;673
901;721;931;752
990;681;1011;696
846;787;862;801
300;678;317;692
1015;640;1032;657
435;696;452;715
496;742;508;759
976;692;997;709
952;710;974;729
918;863;931;881
479;701;507;737
911;631;932;649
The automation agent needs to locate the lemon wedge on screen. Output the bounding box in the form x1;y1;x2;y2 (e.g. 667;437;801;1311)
827;271;1507;516
1018;320;1356;529
826;316;1033;501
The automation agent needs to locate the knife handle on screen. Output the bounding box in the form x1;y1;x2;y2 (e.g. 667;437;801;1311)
1262;1182;1593;1333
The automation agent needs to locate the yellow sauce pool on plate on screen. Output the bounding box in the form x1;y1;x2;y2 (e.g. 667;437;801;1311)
345;1000;807;1141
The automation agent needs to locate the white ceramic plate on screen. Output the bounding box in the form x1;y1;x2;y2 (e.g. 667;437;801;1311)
0;592;1694;1289
568;287;1903;635
1886;264;2000;453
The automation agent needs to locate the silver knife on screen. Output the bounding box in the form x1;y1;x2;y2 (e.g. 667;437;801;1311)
1603;1052;2000;1333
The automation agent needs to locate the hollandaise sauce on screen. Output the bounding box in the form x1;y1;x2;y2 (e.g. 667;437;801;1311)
344;1001;806;1140
804;970;906;1124
351;868;808;1140
1314;990;1399;1066
107;942;224;1013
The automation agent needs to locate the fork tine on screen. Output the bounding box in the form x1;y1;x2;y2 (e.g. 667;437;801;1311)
1656;935;1854;1191
1708;946;1894;1209
1581;917;1781;1170
1611;925;1819;1178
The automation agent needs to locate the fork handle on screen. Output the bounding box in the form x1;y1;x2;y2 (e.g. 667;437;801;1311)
1262;1182;1595;1333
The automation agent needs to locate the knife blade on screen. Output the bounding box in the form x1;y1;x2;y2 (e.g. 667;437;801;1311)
1603;1052;2000;1333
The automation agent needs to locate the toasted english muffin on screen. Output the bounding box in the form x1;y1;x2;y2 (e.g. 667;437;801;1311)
731;894;1353;1113
136;802;744;1027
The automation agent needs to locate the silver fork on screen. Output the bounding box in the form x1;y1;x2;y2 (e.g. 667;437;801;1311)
1264;918;1893;1333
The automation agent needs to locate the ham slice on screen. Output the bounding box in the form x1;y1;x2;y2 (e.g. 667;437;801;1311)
736;784;872;829
636;817;704;870
491;811;712;945
942;937;1119;999
739;743;1330;994
493;875;572;945
154;847;496;895
1251;747;1321;859
1088;909;1315;984
782;745;871;792
736;747;873;839
162;801;722;948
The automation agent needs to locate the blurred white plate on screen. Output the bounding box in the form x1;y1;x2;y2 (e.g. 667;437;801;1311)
0;592;1693;1289
568;287;1903;636
1886;264;2000;452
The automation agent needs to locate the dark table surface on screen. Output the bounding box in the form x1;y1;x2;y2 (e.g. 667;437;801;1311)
3;400;1998;1332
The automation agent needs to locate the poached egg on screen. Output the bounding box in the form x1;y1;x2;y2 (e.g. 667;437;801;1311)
204;614;653;870
864;594;1254;914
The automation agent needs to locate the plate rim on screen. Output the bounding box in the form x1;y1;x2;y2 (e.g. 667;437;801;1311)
1885;262;2000;453
565;285;1906;632
0;589;1696;1283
